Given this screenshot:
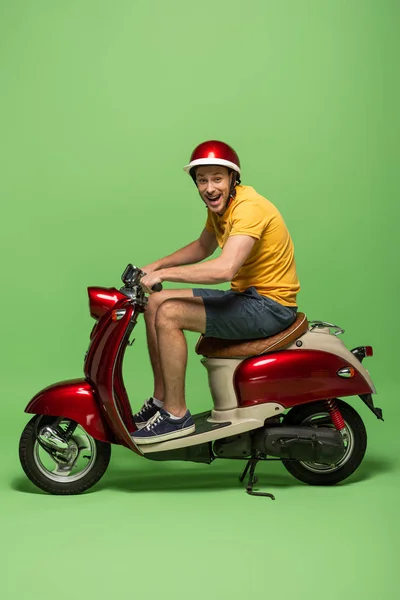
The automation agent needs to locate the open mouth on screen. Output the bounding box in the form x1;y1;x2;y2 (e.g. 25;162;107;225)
207;194;221;205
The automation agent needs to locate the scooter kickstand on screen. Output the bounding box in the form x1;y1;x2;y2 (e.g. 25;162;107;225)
241;458;275;500
239;459;252;483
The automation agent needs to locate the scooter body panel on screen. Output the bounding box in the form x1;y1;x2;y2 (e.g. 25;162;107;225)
235;349;373;407
25;378;115;443
24;287;143;454
88;286;127;320
84;296;142;454
139;402;285;454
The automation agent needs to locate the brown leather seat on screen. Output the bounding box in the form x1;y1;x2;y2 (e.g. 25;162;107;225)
195;312;308;358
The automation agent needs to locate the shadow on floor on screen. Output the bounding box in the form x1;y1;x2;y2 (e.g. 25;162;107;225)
10;455;396;495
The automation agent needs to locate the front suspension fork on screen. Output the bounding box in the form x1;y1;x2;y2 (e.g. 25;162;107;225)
35;416;79;460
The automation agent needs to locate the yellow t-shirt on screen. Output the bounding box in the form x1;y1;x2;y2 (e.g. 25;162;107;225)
205;185;300;307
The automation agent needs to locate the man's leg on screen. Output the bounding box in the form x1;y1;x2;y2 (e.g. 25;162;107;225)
131;296;207;444
155;297;206;417
144;289;196;401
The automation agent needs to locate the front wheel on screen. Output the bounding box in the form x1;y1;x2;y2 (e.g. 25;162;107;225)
281;399;367;486
19;415;111;495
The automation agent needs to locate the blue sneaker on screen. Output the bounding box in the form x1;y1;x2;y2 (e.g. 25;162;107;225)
131;408;195;444
133;398;160;429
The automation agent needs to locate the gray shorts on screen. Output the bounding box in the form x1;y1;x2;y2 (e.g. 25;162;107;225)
193;286;297;340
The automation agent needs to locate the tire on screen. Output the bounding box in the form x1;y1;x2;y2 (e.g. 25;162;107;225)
281;399;367;486
19;415;111;495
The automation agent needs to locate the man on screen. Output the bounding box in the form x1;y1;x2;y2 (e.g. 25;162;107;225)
131;140;300;445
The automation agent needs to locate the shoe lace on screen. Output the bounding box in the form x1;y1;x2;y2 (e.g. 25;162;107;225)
137;400;151;416
145;411;164;431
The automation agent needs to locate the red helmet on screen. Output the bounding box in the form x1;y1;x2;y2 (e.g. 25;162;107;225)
184;140;241;176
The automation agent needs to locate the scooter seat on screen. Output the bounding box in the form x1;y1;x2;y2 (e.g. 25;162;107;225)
195;312;308;358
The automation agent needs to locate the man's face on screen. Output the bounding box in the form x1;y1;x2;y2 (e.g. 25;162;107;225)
195;165;233;215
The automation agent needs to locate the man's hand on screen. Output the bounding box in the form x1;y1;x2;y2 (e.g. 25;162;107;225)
140;271;164;294
140;263;158;275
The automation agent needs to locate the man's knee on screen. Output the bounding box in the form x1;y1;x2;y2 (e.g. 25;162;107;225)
155;299;181;328
145;291;169;320
145;289;194;321
146;292;161;311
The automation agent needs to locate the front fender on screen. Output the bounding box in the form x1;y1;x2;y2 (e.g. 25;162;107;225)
25;378;115;443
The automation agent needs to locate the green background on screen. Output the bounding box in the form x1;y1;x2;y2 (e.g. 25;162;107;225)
0;1;399;598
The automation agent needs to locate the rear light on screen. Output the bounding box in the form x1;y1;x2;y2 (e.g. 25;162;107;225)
351;346;373;362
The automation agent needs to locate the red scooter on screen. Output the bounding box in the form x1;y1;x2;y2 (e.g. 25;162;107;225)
19;264;383;498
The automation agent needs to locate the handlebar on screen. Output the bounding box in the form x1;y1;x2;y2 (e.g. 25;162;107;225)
121;264;163;293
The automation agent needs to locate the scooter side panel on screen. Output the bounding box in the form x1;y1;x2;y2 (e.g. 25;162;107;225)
84;303;143;454
25;378;115;443
235;350;373;407
287;330;376;393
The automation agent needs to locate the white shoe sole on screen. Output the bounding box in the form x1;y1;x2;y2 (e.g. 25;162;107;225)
132;424;196;445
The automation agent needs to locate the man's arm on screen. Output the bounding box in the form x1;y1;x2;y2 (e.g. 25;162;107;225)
156;235;256;285
142;228;218;273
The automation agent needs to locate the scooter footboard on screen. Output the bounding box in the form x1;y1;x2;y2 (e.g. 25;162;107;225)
25;378;115;443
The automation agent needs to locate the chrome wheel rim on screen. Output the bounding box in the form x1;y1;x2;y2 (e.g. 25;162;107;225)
298;412;354;473
34;420;97;483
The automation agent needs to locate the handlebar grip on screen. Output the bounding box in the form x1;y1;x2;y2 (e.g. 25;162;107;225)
151;283;163;292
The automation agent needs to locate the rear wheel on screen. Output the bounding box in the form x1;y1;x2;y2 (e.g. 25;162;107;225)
19;415;111;495
281;399;367;485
